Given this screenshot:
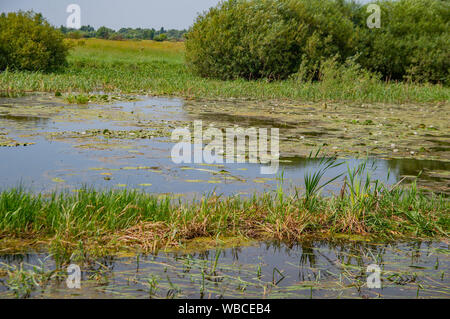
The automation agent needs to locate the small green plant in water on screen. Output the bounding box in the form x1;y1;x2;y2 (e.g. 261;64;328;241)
346;160;379;210
1;261;57;298
304;149;344;208
65;94;89;104
147;274;160;297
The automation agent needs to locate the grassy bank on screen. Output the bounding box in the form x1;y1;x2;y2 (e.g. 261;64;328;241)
0;39;449;103
0;177;448;262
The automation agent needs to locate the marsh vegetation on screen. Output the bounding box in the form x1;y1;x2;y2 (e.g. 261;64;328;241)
0;0;448;299
0;241;448;299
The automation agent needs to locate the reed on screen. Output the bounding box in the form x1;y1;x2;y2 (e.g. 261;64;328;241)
0;174;447;262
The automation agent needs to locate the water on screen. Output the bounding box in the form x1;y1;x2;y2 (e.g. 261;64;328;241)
0;94;448;299
0;95;448;196
0;241;448;298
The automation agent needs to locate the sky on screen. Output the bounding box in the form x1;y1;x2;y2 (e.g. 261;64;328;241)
0;0;372;30
0;0;221;30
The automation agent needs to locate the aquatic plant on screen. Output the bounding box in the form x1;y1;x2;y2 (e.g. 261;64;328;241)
147;274;160;297
303;150;344;208
0;261;57;298
65;94;89;104
0;178;447;264
346;160;378;208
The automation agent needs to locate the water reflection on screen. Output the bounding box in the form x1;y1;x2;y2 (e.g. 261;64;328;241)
0;241;448;299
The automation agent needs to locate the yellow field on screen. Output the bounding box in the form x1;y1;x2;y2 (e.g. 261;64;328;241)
66;38;185;60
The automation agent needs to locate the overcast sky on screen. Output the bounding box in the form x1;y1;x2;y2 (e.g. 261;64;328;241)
0;0;372;30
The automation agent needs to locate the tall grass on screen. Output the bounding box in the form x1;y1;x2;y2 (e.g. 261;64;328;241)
0;176;447;262
304;150;344;207
0;39;448;103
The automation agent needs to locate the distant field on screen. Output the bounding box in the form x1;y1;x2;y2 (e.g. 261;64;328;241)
0;38;449;103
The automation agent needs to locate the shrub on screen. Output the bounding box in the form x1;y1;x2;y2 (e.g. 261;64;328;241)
109;33;125;41
66;30;83;39
355;0;449;84
0;11;68;72
185;0;356;80
96;26;114;39
154;33;167;42
316;56;381;98
186;0;449;85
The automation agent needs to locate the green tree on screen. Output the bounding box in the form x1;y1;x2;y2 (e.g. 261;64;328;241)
355;0;449;84
143;29;155;40
80;25;94;32
185;0;356;80
154;33;167;42
0;11;68;72
96;26;114;39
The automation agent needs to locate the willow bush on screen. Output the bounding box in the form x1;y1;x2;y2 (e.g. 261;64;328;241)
185;0;356;80
186;0;449;84
355;0;449;84
0;11;68;72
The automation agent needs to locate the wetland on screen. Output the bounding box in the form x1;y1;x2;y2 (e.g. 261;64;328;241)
0;93;448;298
0;1;449;300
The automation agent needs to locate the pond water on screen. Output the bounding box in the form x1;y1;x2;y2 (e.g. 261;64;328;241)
0;240;448;298
0;95;448;299
0;95;448;196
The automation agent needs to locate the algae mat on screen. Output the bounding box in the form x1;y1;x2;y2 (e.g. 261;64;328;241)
185;99;450;161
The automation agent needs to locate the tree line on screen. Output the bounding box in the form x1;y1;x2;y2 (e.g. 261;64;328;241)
59;25;187;41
